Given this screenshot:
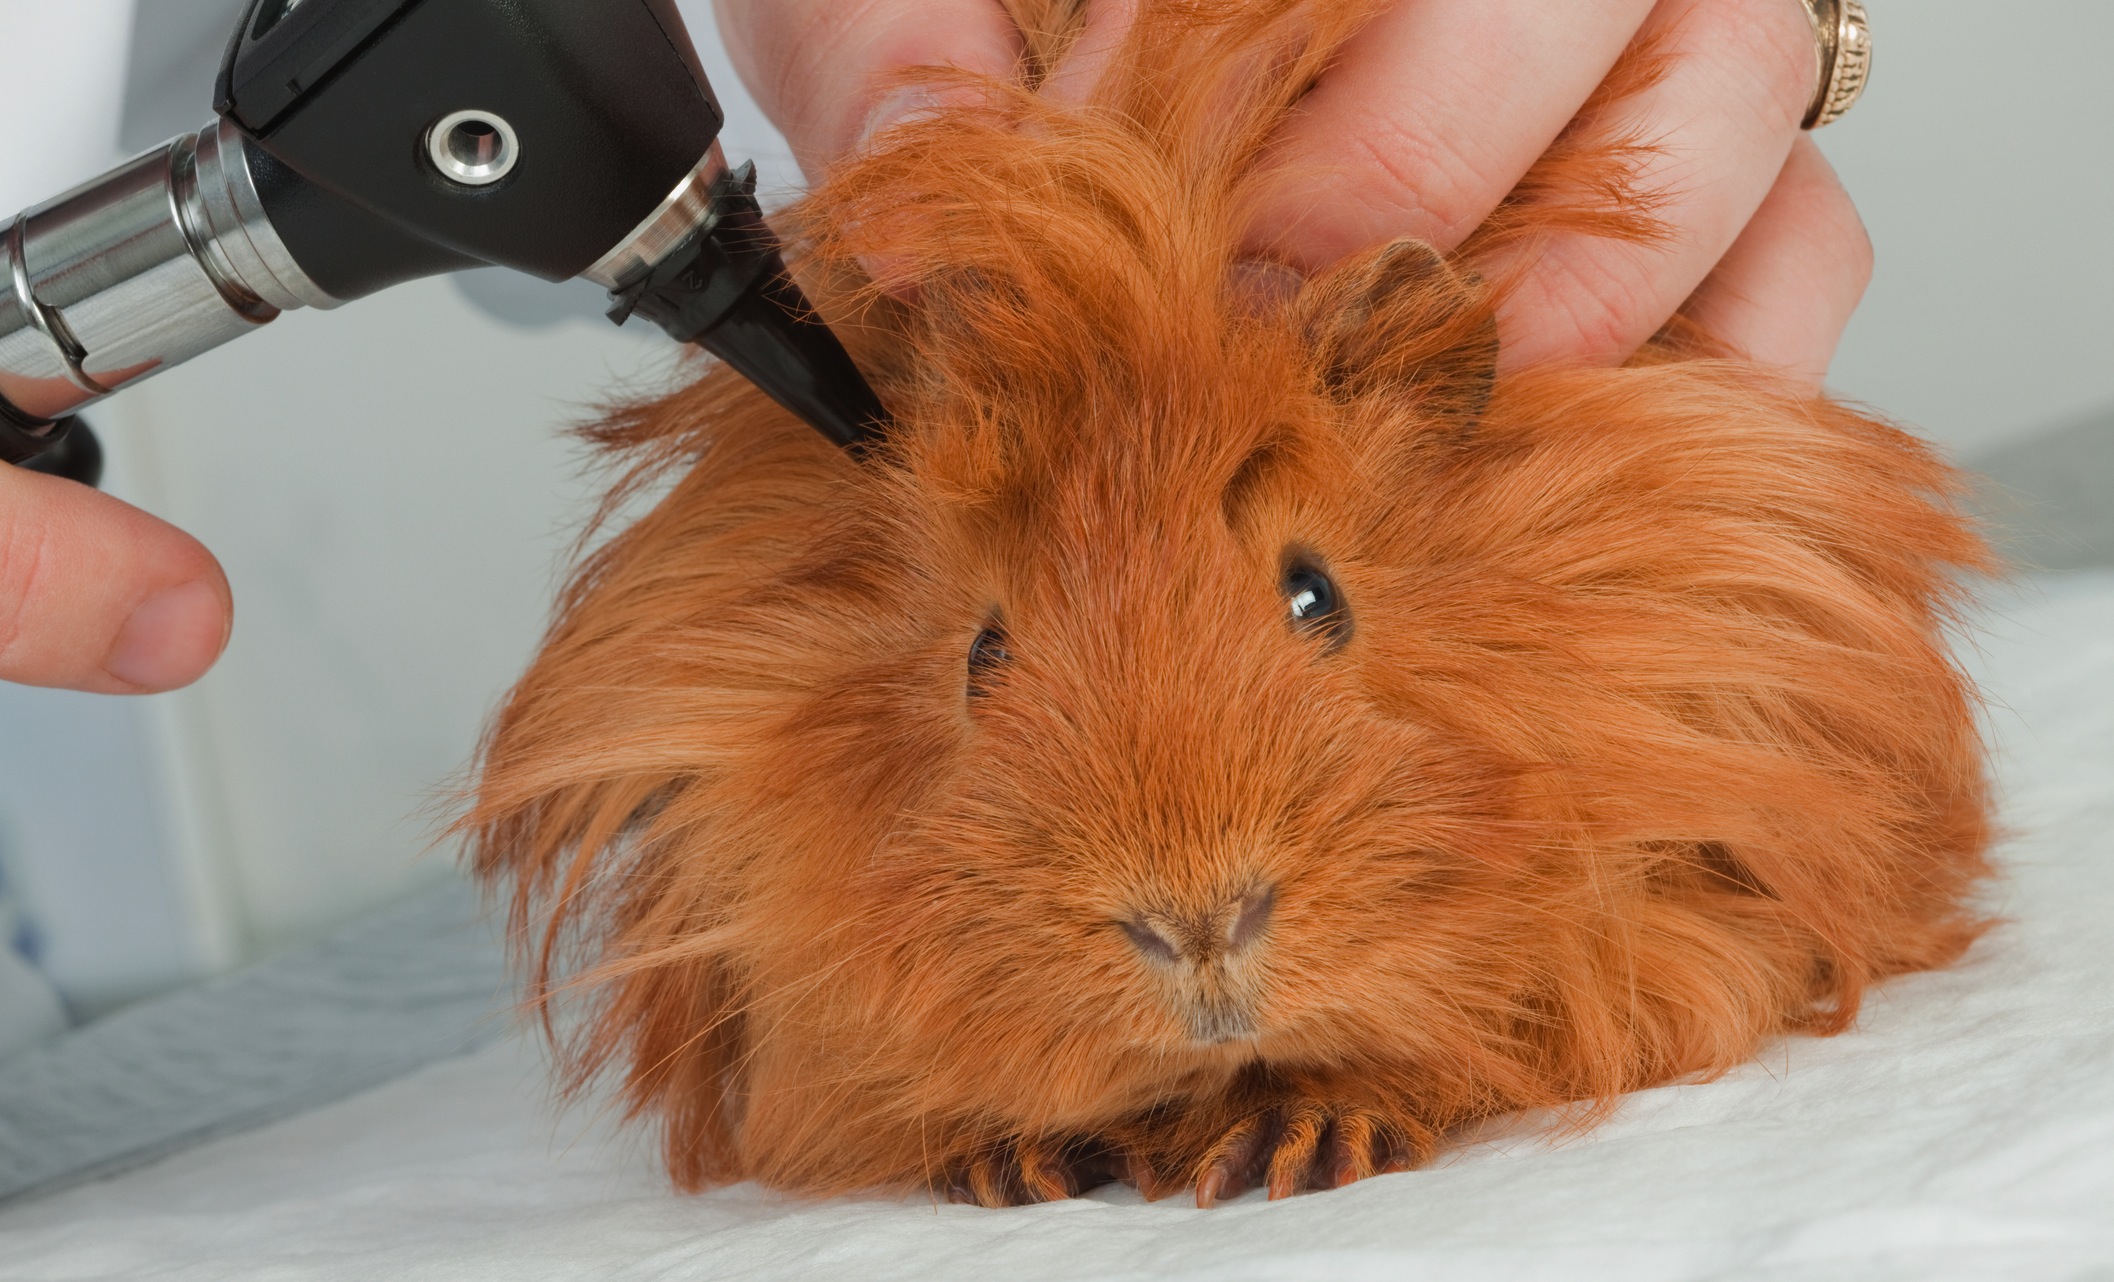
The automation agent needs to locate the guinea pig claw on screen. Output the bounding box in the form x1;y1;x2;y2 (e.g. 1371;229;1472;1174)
1264;1101;1331;1199
1317;1111;1384;1189
1195;1102;1417;1205
1124;1153;1189;1203
1016;1139;1078;1204
1193;1114;1276;1208
948;1148;1025;1207
949;1137;1120;1207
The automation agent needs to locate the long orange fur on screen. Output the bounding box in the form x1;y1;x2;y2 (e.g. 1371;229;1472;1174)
463;0;1994;1207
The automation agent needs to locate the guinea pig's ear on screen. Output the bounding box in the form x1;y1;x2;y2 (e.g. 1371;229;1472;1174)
1300;239;1499;433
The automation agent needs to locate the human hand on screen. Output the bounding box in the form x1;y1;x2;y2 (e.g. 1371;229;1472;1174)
715;0;1866;386
0;462;231;693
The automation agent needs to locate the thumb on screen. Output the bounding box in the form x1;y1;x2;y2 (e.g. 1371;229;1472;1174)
713;0;1024;174
0;463;231;694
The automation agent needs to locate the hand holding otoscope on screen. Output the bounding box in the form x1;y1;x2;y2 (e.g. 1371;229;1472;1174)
0;0;887;693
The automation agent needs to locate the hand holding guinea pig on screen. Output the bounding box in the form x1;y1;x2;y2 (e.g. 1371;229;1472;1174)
468;0;1990;1208
715;0;1870;385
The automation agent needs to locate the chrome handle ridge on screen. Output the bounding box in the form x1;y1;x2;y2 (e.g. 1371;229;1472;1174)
1;119;338;443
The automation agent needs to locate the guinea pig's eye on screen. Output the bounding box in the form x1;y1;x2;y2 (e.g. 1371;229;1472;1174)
967;621;1011;696
1282;555;1351;650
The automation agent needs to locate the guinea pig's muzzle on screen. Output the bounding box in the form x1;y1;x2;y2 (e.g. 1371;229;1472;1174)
1120;884;1276;1045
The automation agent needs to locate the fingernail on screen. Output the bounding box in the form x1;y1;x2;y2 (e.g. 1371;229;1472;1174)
106;580;229;691
857;86;950;152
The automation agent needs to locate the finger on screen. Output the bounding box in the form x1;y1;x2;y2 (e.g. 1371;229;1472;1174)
0;465;231;693
1039;0;1135;104
1242;0;1657;269
713;0;1025;175
1680;137;1871;387
1488;0;1822;369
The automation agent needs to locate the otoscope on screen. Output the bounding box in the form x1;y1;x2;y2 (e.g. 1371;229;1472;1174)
0;0;888;485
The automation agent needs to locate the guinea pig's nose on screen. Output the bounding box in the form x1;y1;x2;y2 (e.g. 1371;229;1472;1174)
1226;885;1276;954
1121;917;1184;963
1122;885;1276;964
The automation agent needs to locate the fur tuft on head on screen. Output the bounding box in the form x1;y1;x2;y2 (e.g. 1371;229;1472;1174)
463;0;1994;1203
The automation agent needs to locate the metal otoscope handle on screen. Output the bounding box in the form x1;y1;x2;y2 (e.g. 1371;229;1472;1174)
1;119;329;459
1;0;888;474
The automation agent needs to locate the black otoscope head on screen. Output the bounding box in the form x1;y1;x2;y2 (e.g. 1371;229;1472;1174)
219;0;887;448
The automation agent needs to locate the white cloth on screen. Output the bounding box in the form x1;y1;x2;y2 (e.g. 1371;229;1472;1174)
2;573;2111;1282
0;850;63;1062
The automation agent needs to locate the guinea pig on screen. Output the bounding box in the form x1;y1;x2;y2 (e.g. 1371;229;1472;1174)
464;0;1994;1208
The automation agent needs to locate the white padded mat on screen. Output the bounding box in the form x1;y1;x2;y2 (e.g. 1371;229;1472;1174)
3;574;2110;1282
0;879;507;1206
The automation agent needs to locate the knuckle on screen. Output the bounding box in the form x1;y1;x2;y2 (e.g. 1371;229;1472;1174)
1532;249;1666;363
1832;206;1875;293
1850;234;1874;294
1788;146;1874;290
727;0;895;148
1340;120;1500;250
1679;0;1822;130
1728;0;1825;122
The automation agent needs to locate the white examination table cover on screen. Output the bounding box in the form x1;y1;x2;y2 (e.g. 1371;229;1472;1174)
2;573;2111;1281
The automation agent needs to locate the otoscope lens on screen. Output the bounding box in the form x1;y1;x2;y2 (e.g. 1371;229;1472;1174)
450;122;502;168
427;111;521;187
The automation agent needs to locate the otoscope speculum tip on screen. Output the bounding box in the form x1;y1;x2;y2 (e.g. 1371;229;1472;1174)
596;158;888;451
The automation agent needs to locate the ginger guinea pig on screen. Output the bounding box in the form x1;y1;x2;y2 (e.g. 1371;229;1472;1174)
464;0;1994;1208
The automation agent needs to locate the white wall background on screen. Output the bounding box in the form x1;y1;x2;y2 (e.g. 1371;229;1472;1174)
0;0;133;214
0;1;2109;1020
1817;0;2114;455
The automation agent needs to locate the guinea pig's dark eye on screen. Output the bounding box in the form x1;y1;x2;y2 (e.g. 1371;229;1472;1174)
1282;555;1351;650
967;621;1011;696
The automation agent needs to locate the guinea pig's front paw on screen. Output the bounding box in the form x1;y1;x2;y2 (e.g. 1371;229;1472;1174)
943;1135;1124;1208
1187;1099;1425;1208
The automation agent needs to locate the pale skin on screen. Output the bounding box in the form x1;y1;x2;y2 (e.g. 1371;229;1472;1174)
0;0;1867;695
